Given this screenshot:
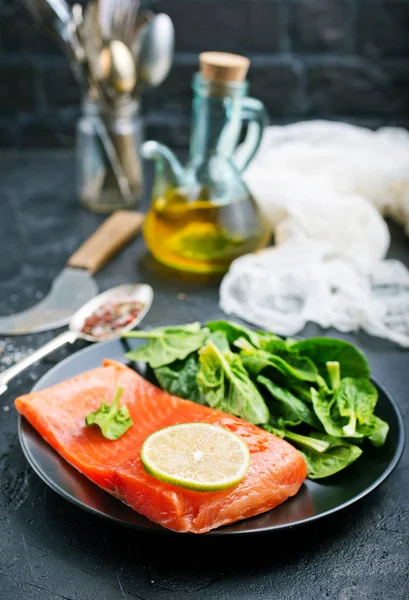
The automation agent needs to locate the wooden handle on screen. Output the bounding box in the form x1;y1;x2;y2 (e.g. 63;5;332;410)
67;211;144;274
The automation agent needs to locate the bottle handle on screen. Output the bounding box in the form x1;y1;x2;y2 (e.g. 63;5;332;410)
233;97;268;173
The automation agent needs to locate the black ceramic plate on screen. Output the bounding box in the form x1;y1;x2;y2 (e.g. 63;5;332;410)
18;338;405;536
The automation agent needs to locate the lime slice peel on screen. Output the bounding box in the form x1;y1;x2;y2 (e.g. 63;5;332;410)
140;422;251;492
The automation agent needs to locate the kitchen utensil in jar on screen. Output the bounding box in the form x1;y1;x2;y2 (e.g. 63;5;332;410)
24;0;86;90
0;283;153;396
24;0;136;208
100;0;141;50
98;40;137;95
24;0;83;61
130;8;154;64
142;52;270;274
0;211;144;335
76;99;144;212
76;1;136;206
136;13;175;89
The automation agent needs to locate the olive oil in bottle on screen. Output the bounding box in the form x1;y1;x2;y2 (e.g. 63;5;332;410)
144;187;270;274
142;52;271;274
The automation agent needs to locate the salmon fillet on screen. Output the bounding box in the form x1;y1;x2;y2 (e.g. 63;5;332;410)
15;359;307;533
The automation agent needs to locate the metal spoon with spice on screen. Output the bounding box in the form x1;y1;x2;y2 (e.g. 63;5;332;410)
0;283;153;396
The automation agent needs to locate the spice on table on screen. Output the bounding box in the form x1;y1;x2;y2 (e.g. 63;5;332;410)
80;298;145;337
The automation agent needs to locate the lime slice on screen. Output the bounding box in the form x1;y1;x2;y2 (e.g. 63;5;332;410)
140;422;250;492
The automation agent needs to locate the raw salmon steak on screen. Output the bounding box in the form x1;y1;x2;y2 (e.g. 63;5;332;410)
15;359;307;534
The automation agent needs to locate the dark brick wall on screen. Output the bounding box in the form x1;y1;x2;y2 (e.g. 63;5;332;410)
0;0;408;148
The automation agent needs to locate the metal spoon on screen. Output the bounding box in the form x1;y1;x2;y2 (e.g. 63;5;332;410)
24;0;134;205
0;283;153;396
24;0;84;63
24;0;70;39
111;0;141;50
98;40;136;95
136;13;175;89
130;8;154;60
76;1;135;205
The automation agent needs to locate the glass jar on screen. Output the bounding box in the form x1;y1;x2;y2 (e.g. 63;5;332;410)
76;98;144;213
142;68;271;274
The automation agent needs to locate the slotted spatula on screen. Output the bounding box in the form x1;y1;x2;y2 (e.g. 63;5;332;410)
0;210;144;335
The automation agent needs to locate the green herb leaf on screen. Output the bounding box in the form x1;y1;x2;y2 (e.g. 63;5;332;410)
206;320;263;348
263;424;330;453
256;335;291;355
311;371;381;441
197;340;270;424
263;424;363;478
241;349;318;382
207;320;290;355
262;424;286;439
124;322;208;368
209;330;231;352
257;375;322;429
336;377;378;437
356;414;389;447
154;355;205;405
310;387;351;438
233;337;257;352
287;382;314;404
284;430;330;453
326;361;341;392
85;386;132;440
298;438;363;479
289;337;370;379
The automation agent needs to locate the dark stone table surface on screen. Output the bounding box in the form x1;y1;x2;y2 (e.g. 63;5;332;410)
0;151;408;600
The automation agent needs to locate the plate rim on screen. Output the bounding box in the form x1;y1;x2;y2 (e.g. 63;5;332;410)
18;337;406;536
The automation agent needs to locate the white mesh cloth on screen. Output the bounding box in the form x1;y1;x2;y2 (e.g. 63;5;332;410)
220;121;409;346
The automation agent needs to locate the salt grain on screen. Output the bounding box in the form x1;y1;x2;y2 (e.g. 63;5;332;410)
0;339;35;371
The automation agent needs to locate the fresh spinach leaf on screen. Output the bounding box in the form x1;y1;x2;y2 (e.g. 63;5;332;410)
257;375;322;429
255;332;289;354
311;370;384;445
264;407;302;429
235;335;289;356
207;320;290;354
286;382;313;404
197;341;270;424
262;424;286;438
196;341;226;410
299;441;363;479
263;424;330;453
124;322;208;368
209;330;231;352
288;376;330;404
234;337;257;352
206;320;262;348
337;377;378;437
310;387;351;438
326;361;341;392
284;430;330;453
264;424;362;477
289;337;370;379
241;349;318;382
85;386;132;440
356;415;389;447
154;355;204;404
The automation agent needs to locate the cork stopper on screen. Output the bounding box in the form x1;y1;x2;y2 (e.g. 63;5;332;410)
199;52;250;83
